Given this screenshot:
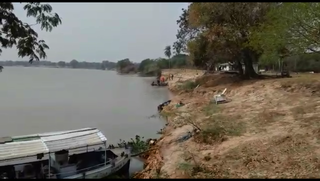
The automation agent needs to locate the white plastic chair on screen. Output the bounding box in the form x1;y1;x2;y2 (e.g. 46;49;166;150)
213;88;227;104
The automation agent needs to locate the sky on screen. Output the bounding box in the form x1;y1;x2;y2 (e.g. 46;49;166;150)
0;3;189;63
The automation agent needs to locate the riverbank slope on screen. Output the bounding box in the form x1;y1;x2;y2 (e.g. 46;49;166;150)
135;69;320;178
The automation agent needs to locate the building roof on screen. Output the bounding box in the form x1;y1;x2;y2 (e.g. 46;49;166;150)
0;128;107;163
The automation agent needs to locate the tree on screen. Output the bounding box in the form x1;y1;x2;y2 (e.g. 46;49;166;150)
57;61;66;68
138;59;153;72
144;61;161;76
249;3;320;60
100;63;105;70
164;45;172;69
164;46;171;59
116;58;138;74
184;3;272;78
172;42;182;55
187;34;211;69
70;59;79;68
102;60;116;70
171;54;188;67
156;58;169;69
0;3;62;63
137;55;189;77
116;58;131;70
174;7;200;54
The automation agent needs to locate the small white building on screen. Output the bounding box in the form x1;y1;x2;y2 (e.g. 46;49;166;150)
215;62;236;72
216;62;259;73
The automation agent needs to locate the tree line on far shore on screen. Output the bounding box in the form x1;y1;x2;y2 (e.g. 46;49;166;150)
0;60;117;71
116;46;191;76
0;47;191;74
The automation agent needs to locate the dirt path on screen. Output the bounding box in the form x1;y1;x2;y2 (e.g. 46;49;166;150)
135;70;320;178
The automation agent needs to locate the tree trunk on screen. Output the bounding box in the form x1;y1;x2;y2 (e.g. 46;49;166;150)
242;48;259;79
236;59;243;75
244;58;258;78
206;61;214;72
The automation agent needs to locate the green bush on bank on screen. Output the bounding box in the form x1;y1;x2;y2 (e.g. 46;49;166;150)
138;54;191;77
178;80;198;91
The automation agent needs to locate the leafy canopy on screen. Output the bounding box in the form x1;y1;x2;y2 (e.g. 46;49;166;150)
0;2;62;62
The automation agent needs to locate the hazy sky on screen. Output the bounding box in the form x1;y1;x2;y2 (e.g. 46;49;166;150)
0;3;188;62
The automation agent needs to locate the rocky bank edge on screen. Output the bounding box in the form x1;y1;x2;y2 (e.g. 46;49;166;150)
135;69;320;178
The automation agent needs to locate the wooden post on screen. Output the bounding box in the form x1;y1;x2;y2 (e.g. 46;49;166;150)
104;141;107;165
48;153;51;179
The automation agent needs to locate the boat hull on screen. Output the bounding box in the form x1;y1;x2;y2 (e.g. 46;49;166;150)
64;156;131;179
105;158;131;178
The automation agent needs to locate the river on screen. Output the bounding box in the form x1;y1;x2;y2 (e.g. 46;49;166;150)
0;66;170;175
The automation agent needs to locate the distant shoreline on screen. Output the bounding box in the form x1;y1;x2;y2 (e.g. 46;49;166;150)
3;65;116;71
0;60;117;71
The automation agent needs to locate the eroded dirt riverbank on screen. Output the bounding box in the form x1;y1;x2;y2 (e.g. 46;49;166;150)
135;69;320;178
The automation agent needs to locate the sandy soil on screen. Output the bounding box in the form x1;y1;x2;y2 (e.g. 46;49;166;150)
134;69;320;178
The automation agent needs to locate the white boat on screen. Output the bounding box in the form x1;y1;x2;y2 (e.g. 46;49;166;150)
0;128;131;179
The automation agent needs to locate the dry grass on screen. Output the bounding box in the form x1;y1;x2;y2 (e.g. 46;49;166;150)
160;109;177;119
177;162;212;178
192;74;320;178
279;74;320;96
290;103;320;142
248;109;286;132
195;73;242;88
136;71;320;179
208;134;320;178
291;103;318;119
202;102;220;116
178;80;198;92
177;150;212;178
194;114;246;144
153;171;169;179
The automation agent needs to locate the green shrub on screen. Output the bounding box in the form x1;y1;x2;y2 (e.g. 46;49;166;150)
179;80;198;91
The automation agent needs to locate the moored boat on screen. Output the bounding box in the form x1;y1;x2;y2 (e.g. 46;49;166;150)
0;128;131;179
151;82;168;86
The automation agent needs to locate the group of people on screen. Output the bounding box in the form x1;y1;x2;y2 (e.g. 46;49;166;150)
158;74;174;84
151;74;174;86
168;74;174;80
